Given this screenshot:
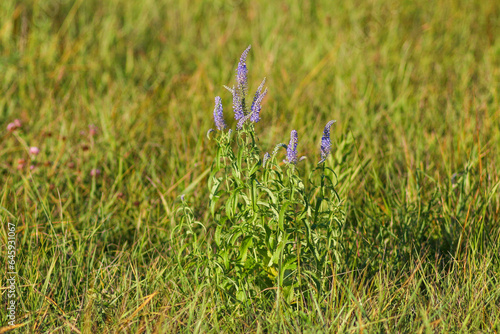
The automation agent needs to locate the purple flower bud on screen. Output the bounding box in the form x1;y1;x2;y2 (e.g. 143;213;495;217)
29;147;40;155
13;119;22;128
319;120;336;164
250;78;267;123
285;130;298;164
213;96;227;130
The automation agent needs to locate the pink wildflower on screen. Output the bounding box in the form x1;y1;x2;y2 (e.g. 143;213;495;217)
29;147;40;155
89;124;98;136
7;123;16;132
90;168;101;177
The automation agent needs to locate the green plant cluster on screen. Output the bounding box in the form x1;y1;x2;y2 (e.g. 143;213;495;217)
177;51;345;308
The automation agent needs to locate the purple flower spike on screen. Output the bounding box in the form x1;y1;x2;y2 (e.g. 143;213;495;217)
237;45;251;94
233;46;251;125
272;143;287;156
213;96;227;130
232;85;244;121
250;78;267;123
236;113;252;130
263;152;270;167
319;120;336;163
285;130;298;164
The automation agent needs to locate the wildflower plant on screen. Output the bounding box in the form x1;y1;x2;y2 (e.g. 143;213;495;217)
183;46;344;307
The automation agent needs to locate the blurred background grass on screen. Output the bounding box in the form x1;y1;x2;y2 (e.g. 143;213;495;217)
1;0;500;332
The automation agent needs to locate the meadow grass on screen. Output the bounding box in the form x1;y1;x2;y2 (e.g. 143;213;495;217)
1;0;499;332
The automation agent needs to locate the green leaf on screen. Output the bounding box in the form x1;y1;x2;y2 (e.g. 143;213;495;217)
249;161;260;176
259;187;278;205
238;236;253;263
218;249;229;271
278;202;291;231
237;146;244;171
215;224;223;246
251;178;257;212
272;238;287;265
229;230;243;246
236;290;246;302
256;201;270;208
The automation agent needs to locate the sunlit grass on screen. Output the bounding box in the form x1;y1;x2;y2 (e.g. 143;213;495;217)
1;0;499;332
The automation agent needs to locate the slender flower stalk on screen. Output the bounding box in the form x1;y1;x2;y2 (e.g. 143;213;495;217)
319;120;336;164
285;130;298;164
213;96;227;130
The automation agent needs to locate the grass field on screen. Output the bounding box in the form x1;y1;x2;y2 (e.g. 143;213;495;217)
1;0;500;332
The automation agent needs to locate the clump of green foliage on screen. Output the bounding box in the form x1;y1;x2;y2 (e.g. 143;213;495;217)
177;47;344;308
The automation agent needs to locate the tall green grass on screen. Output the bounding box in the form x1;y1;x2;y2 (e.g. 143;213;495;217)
1;0;499;332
